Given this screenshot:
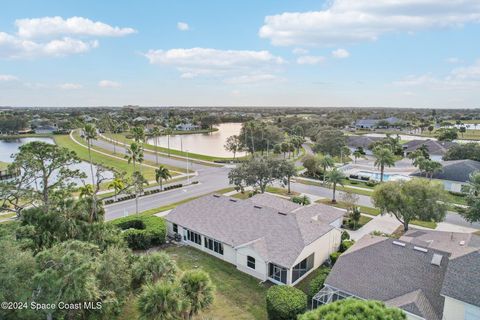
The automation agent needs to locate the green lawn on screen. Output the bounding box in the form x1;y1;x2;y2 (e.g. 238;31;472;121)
0;161;9;171
54;134;158;181
265;186;299;196
296;178;373;196
163;246;269;320
105;133;233;163
411;219;437;229
315;199;381;216
231;192;251;200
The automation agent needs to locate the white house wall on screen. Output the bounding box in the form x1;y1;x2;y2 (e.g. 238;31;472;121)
290;228;342;285
443;296;480;320
236;246;268;281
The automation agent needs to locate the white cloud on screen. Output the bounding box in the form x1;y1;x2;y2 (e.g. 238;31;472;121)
98;80;121;88
446;57;461;64
59;82;82;90
259;0;480;46
292;48;309;55
332;48;350;58
144;47;285;82
177;22;190;31
0;74;18;81
296;55;325;65
0;32;98;58
15;16;136;38
394;59;480;89
224;74;281;84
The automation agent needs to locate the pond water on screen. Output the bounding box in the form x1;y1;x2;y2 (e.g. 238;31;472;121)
146;122;246;158
0;137;112;184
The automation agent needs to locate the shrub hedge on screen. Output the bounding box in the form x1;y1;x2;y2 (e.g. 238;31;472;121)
103;184;183;205
266;285;307;320
339;240;355;253
111;215;166;250
329;252;341;265
307;267;331;299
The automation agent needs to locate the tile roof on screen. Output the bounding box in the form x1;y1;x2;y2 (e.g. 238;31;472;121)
166;193;343;267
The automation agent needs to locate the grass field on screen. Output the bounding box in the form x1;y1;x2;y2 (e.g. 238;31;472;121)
105;133;234;162
316;199;381;216
295;178;374;197
0;161;9;171
54;134;158;181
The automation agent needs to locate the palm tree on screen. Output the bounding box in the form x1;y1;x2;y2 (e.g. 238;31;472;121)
180;270;215;319
151;126;161;165
108;178;125;201
155;165;172;191
163;128;173;157
125;142;144;214
83;124;98;220
125;142;143;172
132;171;148;214
131;126;145;173
318;155;335;185
373;146;396;182
79;184;94;199
326;168;345;203
352;148;364;164
423;160;443;180
137;282;189;320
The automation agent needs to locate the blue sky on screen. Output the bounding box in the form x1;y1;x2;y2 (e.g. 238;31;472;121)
1;0;480;108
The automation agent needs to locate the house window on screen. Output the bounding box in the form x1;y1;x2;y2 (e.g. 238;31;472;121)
186;229;201;245
292;253;314;283
247;256;255;269
269;263;287;284
173;224;178;233
204;236;224;255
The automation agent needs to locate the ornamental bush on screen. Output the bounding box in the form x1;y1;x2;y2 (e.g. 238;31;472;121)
329;252;341;265
111;215;166;250
339;240;355;253
266;285;307;320
298;298;406;320
341;231;350;241
307;267;331;299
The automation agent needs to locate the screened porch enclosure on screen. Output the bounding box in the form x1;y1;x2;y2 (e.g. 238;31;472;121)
268;263;287;284
311;285;354;309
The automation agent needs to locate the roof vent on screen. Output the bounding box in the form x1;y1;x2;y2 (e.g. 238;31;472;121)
392;241;406;247
254;205;262;209
414;246;428;253
229;199;237;203
459;240;466;246
278;211;287;216
213;194;221;198
431;253;443;266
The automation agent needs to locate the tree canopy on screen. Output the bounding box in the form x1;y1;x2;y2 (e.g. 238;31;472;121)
372;179;447;231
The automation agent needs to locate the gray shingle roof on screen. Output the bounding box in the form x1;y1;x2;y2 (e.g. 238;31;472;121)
325;236;449;320
411;159;480;182
403;139;456;156
441;250;480;308
166;194;341;267
346;136;382;149
249;193;301;213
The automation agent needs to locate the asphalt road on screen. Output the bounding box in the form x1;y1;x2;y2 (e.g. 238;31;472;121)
95;136;479;229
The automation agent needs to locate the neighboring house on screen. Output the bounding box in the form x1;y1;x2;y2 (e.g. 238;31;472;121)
346;136;382;155
35;125;57;134
313;230;480;320
166;193;343;285
133;116;148;123
175;123;200;131
410;159;480;193
403;139;456;161
354;117;403;130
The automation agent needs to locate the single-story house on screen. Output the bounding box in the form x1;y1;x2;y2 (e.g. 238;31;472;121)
354;117;403;130
403;140;456;161
175;123;200;131
313;230;480;320
166;193;344;285
35;125;57;134
410;159;480;193
346;136;382;155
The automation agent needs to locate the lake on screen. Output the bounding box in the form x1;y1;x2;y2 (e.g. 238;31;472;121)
0;137;112;184
146;122;246;158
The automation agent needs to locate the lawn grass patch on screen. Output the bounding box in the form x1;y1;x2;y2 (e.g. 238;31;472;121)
105;133;232;162
164;246;269;320
315;199;381;216
295;178;373;196
231;192;251;200
411;219;437;229
265;186;299;197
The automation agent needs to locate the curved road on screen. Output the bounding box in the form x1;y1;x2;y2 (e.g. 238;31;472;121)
96;136;479;230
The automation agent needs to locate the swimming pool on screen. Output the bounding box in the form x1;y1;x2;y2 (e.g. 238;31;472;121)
356;171;409;182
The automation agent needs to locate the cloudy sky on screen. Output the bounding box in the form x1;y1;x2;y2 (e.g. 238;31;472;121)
1;0;480;108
